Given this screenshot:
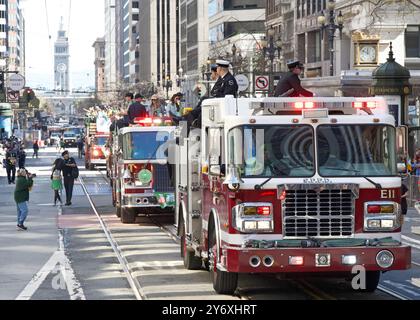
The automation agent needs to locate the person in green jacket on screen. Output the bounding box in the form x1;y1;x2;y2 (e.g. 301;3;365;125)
14;169;34;231
51;169;63;206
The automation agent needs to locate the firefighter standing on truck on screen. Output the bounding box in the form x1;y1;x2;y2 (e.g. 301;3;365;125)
212;59;239;98
274;60;314;97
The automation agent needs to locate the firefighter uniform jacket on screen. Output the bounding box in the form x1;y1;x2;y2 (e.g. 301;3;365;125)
212;72;238;98
274;72;314;97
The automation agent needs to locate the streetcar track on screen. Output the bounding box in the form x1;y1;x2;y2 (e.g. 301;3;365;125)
78;175;147;300
84;170;408;301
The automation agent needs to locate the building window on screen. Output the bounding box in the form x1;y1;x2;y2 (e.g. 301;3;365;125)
406;25;420;58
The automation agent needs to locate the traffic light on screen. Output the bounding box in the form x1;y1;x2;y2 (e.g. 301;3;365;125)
23;88;35;104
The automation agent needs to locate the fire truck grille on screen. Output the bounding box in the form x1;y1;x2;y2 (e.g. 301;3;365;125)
153;165;175;193
282;189;355;238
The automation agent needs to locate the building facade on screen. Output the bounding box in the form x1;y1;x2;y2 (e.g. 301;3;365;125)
54;18;70;95
93;37;106;97
0;0;25;74
104;0;118;92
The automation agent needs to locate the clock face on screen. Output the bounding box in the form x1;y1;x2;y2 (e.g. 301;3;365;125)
360;45;376;63
57;63;67;73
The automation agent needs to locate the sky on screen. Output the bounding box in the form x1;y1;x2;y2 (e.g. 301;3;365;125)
22;0;105;90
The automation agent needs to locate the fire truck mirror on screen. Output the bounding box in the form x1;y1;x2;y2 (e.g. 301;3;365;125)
209;165;221;177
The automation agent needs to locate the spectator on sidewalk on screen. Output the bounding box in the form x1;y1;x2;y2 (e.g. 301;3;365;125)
33;141;39;159
14;169;34;231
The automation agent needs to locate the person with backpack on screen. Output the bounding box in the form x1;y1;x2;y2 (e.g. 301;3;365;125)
61;151;78;206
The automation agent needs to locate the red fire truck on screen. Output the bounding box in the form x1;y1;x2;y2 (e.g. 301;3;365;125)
84;118;110;170
111;117;177;223
175;96;411;295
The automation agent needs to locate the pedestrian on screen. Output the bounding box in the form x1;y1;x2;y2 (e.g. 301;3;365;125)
33;141;39;159
61;151;78;206
51;167;63;206
56;137;61;151
14;169;34;231
77;137;84;159
5;146;17;184
128;93;148;124
18;147;26;169
274;60;314;97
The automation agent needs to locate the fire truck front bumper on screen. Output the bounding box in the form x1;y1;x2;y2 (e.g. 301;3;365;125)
90;159;106;165
222;245;411;273
122;193;175;209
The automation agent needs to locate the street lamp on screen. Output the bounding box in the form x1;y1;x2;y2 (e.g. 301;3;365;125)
261;26;282;94
318;0;344;76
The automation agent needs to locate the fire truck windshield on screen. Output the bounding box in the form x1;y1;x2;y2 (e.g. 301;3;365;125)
228;125;315;178
317;125;397;177
94;137;107;146
122;131;170;160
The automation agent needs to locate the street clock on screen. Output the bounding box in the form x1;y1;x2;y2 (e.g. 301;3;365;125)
359;45;377;63
57;63;67;73
352;31;380;68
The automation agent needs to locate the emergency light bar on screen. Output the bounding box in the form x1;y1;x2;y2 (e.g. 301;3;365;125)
132;117;173;127
250;97;386;116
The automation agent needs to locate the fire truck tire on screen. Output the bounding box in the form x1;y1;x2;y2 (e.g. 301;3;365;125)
361;271;381;292
121;208;136;224
116;205;121;217
180;223;202;270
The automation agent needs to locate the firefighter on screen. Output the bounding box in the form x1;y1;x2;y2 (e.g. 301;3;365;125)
128;93;148;124
274;60;314;97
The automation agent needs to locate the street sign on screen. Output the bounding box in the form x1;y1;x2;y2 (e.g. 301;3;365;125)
8;73;25;91
235;74;249;92
255;76;269;91
7;91;20;103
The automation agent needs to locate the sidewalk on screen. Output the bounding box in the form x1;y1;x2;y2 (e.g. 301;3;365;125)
0;148;60;299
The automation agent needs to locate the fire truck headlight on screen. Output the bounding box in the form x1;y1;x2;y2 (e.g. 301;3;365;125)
93;150;100;157
364;201;400;232
376;250;394;268
342;255;357;265
233;203;274;233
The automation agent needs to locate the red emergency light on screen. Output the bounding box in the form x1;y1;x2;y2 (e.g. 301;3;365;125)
294;102;315;109
133;117;174;126
353;101;377;109
257;206;271;216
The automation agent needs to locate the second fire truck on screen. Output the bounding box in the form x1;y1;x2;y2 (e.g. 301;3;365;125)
110;117;177;223
175;96;411;295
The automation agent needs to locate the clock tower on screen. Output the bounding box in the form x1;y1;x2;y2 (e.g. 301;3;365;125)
54;17;70;95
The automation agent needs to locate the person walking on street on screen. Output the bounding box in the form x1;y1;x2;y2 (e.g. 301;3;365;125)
62;151;77;206
77;137;84;159
5;147;17;184
51;168;63;206
274;60;314;97
33;141;39;159
14;169;34;231
18;147;26;169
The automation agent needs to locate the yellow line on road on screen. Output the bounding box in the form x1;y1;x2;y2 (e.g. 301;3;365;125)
297;279;337;300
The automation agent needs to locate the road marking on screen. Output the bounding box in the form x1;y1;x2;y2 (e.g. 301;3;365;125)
16;200;85;300
381;280;420;298
378;284;411;300
402;235;420;246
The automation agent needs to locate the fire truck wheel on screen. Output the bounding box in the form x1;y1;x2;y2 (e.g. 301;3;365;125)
360;271;381;292
121;208;136;224
180;223;202;270
210;244;238;295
